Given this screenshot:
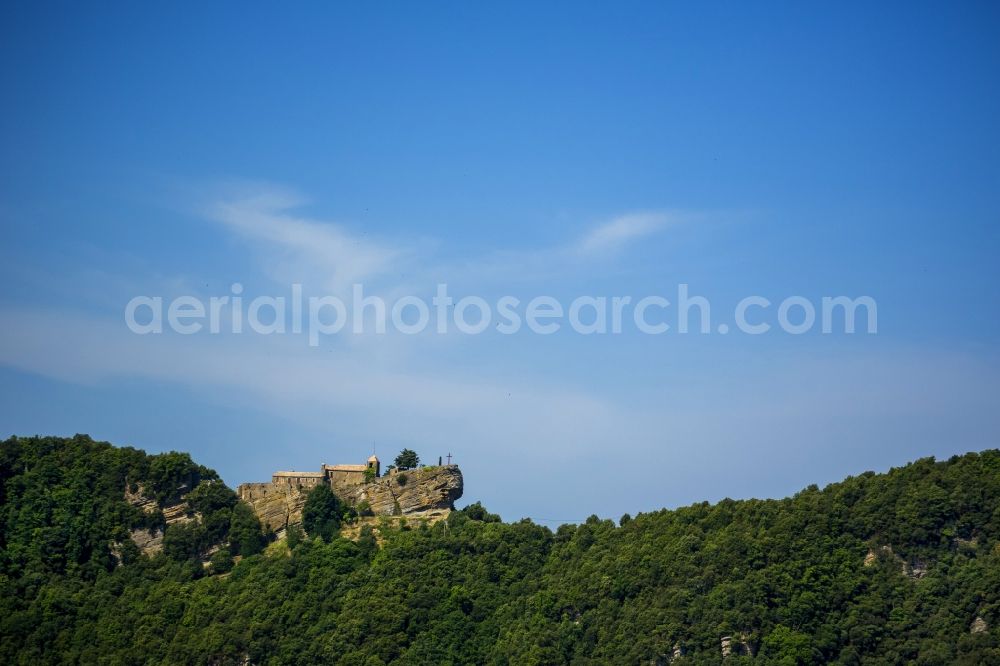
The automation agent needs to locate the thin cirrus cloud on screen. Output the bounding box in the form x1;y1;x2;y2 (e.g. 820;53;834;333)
572;212;671;257
203;186;675;296
206;189;406;295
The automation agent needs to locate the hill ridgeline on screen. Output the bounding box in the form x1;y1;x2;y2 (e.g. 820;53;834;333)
1;434;999;664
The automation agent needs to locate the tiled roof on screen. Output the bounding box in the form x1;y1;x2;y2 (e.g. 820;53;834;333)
325;464;368;472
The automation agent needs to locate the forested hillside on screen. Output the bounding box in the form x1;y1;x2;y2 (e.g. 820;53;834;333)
1;435;999;665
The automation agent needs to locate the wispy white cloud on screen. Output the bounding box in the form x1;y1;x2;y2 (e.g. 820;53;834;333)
201;187;680;303
573;212;671;256
402;210;678;292
207;188;405;295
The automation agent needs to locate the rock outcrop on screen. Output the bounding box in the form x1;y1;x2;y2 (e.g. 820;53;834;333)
356;466;464;516
720;633;753;658
123;483;199;557
864;544;895;567
238;465;463;535
864;544;932;580
904;560;929;580
235;481;309;538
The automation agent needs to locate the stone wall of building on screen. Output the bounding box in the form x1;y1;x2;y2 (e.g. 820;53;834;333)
330;469;366;498
236;480;312;535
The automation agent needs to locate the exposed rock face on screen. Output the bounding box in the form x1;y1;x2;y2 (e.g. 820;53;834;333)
720;634;753;658
128;526;164;556
864;544;932;580
124;483;158;513
971;616;988;634
864;544;895;567
123;483;198;556
238;466;463;535
236;481;310;536
864;538;986;581
905;560;929;580
357;467;464;516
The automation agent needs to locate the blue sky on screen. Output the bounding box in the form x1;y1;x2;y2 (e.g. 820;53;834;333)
1;2;999;522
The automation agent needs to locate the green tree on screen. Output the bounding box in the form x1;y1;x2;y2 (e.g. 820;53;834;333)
148;451;215;502
162;522;203;561
286;523;305;549
186;480;236;514
394;448;419;470
762;624;818;665
461;502;501;523
209;548;234;574
302;484;341;541
229;502;264;556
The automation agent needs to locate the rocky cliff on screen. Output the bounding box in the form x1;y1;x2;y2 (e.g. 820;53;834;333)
354;466;464;516
236;481;307;538
238;465;463;535
123;483;200;557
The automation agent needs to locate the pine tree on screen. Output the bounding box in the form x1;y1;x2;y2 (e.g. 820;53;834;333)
394;448;419;470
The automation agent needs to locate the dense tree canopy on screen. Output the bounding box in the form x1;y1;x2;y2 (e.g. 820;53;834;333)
2;435;999;664
302;483;341;541
393;448;420;471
